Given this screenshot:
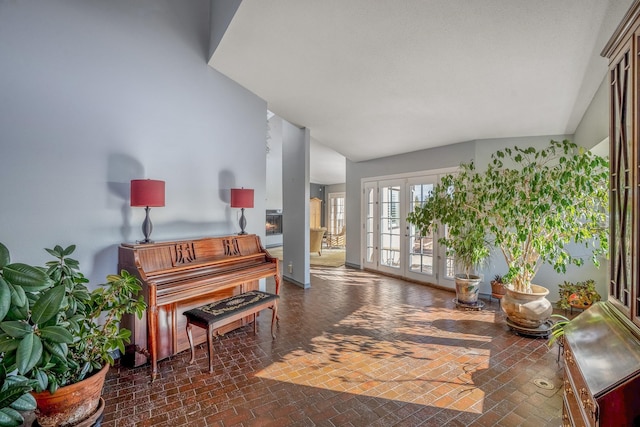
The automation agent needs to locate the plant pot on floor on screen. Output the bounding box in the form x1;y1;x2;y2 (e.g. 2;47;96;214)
455;274;481;304
490;280;506;296
31;364;109;427
500;284;553;328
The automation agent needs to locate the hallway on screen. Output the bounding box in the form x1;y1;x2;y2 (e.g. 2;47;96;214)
102;266;563;426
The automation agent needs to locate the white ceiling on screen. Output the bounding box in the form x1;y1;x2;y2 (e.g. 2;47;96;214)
210;0;633;183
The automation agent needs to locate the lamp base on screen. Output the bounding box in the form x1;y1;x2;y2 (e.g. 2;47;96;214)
238;208;248;235
139;206;154;244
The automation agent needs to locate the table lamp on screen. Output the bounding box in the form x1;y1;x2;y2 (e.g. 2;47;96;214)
130;179;165;243
230;188;254;235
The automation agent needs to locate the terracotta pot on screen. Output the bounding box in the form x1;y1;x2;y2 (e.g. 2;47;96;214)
32;364;108;427
500;284;553;328
454;274;481;304
490;281;506;296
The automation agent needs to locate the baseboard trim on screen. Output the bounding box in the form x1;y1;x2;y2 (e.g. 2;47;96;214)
283;275;310;289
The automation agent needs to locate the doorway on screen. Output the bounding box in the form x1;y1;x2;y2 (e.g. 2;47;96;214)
361;169;456;289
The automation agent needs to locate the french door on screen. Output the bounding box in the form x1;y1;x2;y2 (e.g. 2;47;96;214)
362;173;455;289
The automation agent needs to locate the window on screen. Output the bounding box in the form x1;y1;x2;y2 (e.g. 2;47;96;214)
328;192;345;235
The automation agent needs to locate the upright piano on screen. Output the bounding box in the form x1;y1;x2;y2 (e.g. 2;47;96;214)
117;234;280;379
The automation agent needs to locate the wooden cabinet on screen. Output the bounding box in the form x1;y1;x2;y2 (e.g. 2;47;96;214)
563;303;640;426
602;0;640;330
310;197;322;228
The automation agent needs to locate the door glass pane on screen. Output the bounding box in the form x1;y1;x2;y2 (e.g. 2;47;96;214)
609;51;633;311
444;224;455;278
408;183;434;274
365;187;375;263
380;185;400;268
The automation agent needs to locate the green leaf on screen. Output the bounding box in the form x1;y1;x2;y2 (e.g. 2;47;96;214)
43;340;68;359
0;407;24;427
0;338;19;353
16;333;42;375
0;321;31;338
0;279;10;321
9;392;36;412
62;245;76;256
0;381;31;412
39;326;73;344
33;369;47;392
2;264;51;292
31;285;65;325
7;283;26;309
0;243;9;269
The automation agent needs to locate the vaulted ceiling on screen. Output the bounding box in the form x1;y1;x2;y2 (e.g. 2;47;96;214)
210;0;632;183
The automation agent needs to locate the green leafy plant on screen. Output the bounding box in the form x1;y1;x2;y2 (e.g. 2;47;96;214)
0;242;146;394
407;139;609;293
407;174;490;278
548;314;571;348
557;279;601;310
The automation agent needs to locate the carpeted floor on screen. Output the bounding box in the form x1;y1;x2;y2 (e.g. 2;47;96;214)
266;245;345;267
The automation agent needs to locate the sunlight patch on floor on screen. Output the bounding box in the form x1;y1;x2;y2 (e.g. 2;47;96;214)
256;304;492;412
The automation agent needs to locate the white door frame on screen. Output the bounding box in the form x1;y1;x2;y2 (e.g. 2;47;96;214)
361;167;457;288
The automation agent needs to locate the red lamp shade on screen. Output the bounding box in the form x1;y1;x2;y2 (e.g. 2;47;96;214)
130;179;165;207
230;188;254;208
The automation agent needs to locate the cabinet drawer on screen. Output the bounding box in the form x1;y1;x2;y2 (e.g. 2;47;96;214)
563;379;587;427
565;347;598;426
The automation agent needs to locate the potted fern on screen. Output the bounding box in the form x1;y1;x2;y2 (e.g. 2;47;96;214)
0;242;146;426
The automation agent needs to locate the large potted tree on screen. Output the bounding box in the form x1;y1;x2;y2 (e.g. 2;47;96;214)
484;140;608;328
407;173;490;306
0;242;146;426
407;140;608;327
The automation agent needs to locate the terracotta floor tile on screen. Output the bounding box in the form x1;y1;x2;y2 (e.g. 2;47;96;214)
98;266;563;426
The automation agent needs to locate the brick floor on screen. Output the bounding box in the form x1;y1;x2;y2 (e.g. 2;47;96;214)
101;266;564;426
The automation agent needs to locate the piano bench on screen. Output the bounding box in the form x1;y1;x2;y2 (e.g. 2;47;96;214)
183;290;279;373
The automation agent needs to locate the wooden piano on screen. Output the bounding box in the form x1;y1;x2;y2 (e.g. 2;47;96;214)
117;234;280;379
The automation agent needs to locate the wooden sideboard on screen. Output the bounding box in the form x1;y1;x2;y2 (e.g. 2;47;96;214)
562;302;640;426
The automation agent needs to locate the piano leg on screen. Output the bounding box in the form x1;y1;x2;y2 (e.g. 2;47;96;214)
274;270;281;322
207;324;215;373
149;304;159;382
271;302;278;339
253;313;257;334
186;323;195;365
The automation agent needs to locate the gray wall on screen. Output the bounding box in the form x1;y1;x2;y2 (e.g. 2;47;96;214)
266;116;284;210
573;75;610;149
310;183;326;227
0;0;267;286
310;184;326;201
326;183;346;194
282;122;311;288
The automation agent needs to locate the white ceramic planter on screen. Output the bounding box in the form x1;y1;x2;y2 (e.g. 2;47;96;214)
454;274;481;304
501;284;553;328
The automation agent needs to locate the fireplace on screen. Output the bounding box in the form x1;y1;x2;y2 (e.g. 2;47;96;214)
266;210;282;235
